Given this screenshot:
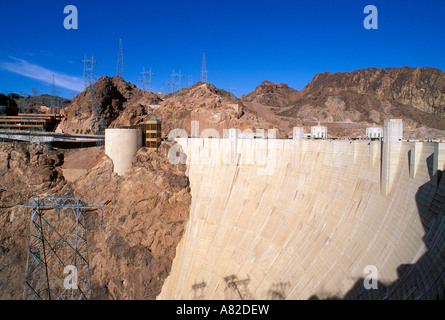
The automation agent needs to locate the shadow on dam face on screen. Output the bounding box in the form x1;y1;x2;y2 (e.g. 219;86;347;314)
159;139;445;300
311;161;445;300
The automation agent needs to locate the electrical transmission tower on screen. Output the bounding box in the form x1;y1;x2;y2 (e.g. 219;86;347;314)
18;196;104;300
168;69;184;95
50;75;61;114
230;87;237;100
81;55;97;89
188;75;193;87
81;55;104;135
51;75;56;113
162;81;170;96
31;86;42;105
177;69;184;90
138;67;154;92
116;37;124;79
201;50;207;83
169;69;178;94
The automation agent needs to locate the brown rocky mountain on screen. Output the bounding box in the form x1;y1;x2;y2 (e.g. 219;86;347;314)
241;67;445;139
157;81;243;135
240;80;301;109
56;76;161;134
56;67;445;139
157;81;282;137
57;78;288;138
301;67;445;118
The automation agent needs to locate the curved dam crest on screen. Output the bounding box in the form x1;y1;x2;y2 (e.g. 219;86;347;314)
159;130;445;299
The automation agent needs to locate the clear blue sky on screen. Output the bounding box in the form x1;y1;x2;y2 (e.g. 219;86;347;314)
0;0;444;99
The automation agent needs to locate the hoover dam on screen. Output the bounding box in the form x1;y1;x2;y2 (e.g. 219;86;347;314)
155;120;445;300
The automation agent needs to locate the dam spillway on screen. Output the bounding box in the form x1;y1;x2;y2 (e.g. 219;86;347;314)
158;132;445;299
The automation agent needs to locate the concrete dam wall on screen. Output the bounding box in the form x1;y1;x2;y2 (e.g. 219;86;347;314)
159;133;445;299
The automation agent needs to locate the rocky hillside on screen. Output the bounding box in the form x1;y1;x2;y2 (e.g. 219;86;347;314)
56;76;161;134
280;67;445;131
0;141;191;299
301;67;445;117
240;80;300;109
157;82;285;137
240;67;445;138
57;78;288;138
65;142;191;299
56;67;445;139
0;143;68;299
157;82;243;135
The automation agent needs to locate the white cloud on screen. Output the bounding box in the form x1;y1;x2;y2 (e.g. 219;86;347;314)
0;57;83;92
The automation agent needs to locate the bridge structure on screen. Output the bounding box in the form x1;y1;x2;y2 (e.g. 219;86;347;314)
0;130;104;145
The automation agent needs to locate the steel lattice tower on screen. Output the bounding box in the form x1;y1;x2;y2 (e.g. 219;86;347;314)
18;196;104;300
138;67;155;92
81;55;105;135
90;85;105;136
201;50;207;83
116;37;124;78
31;86;42;105
167;69;184;96
81;55;97;90
177;69;184;89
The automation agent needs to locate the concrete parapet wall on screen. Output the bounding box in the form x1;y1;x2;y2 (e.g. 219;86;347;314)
160;138;445;300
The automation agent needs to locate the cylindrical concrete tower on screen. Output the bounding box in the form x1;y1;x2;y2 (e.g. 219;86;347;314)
105;128;142;176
